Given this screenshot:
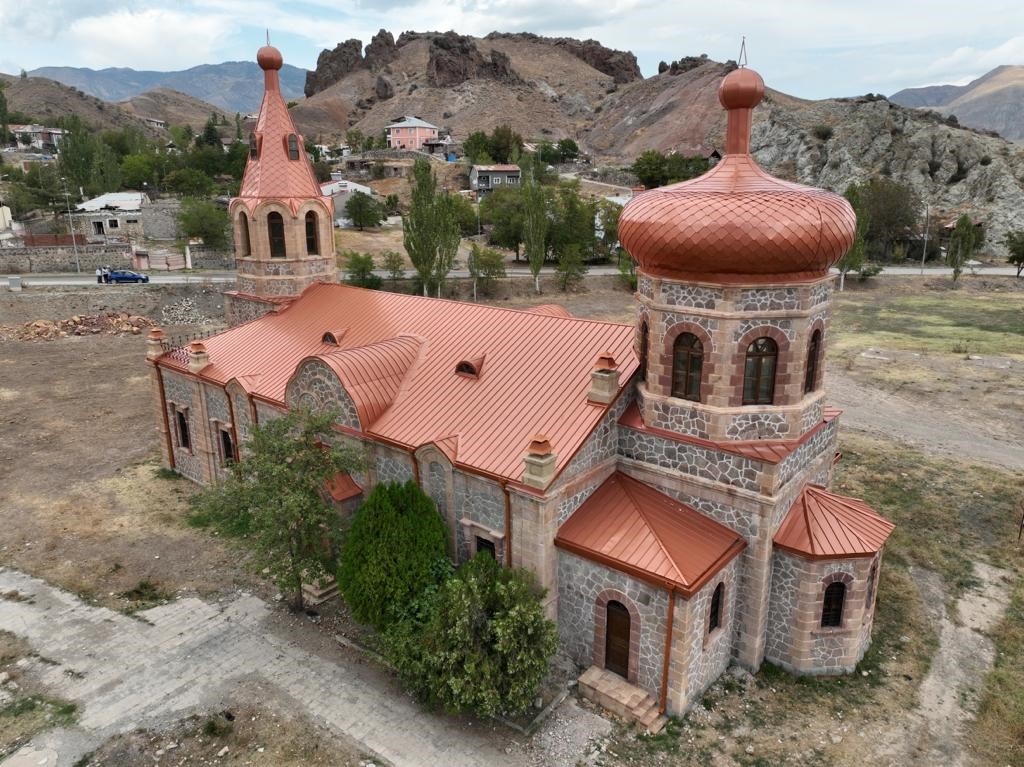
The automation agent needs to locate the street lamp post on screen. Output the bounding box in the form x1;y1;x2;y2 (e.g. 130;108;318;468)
60;176;81;273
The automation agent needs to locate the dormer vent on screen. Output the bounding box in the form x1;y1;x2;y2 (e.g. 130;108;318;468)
322;329;346;345
455;355;485;378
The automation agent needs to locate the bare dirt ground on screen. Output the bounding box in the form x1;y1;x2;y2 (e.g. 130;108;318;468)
1;276;1021;765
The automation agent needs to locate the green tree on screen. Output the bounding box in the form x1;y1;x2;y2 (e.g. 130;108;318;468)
381;249;405;286
343;251;382;289
338;481;448;630
168;124;194;150
1004;230;1024;278
489;125;523;164
345;128;365;151
551;182;595;262
188;408;360;610
536;141;561;165
947;214;976;284
467;242;507;300
199;114;221;147
404;159;459;297
480;187;524;258
89;141;122;193
664;153;707;184
463;131;492;164
522;175;549;294
556;244;586;291
165;168;214;197
177;197;229;249
234;113;243;140
595;199;621;260
838;184;869;291
631;150;668;188
556;138;579;162
384;554;558;717
0;81;11;146
447;192;478;236
431;193;462;296
858;178;921;260
344;191;384;230
120;153;157;190
384;193;400;215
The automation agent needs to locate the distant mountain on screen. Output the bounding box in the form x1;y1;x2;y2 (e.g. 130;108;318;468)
890;66;1024;140
28;61;308;114
120;88;232;132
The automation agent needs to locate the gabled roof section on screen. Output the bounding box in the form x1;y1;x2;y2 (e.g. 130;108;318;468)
235;46;328;213
318;335;422;428
76;192;144;212
775;485;895;560
156;283;637;483
524;304;573;318
555;472;746;597
387;116;438;129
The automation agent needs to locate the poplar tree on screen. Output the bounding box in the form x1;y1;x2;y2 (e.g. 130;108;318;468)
403;159;459;297
522;174;548;294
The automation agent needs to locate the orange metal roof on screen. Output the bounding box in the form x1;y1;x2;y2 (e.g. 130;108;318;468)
158;283;638;485
618;67;856;282
774;485;895;560
555;472;746;597
618;402;840;465
235;46;332;216
325;472;362;502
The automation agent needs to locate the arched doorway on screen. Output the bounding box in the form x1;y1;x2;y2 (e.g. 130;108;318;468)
605;600;631;678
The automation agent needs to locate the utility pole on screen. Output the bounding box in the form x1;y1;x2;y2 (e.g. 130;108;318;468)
919;204;930;276
60;176;81;273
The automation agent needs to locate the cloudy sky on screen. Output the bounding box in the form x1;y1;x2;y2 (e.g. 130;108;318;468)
1;0;1021;98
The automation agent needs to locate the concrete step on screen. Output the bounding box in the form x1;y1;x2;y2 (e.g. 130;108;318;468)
578;665;668;734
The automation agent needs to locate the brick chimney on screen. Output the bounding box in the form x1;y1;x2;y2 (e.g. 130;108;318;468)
522;434;556;490
188;341;210;373
588;352;619;404
145;328;166;361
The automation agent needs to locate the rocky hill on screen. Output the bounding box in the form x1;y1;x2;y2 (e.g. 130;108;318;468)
0;73;161;136
890;66;1024;142
120;88;231;131
29;62;307;114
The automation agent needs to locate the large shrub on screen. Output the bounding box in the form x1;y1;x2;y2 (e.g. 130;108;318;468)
338;481;448;629
385;554;558;717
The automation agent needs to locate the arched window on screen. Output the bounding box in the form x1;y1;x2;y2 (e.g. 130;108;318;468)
305;211;319;255
638;321;649;382
821;581;846;627
708;582;724;633
672;332;703;401
804;329;822;394
742;337;778;405
287;133;300;161
267;212;286;258
238;212;251;256
248;133;258;159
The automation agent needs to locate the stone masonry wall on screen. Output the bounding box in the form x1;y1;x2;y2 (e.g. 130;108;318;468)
618;427;763;492
285;359;361;429
557;551;668;697
162;371;203;483
454;471;506;564
685;556;740;703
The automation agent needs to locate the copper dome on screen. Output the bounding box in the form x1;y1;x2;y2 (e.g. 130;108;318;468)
257;45;284;71
619;67;856;282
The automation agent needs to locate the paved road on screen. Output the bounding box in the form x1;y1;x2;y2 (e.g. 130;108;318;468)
0;568;521;767
4;265;1019;289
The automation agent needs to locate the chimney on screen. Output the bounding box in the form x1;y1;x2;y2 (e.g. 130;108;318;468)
588;352;619;404
188;341;210;373
522;434;556;490
145;328;166;360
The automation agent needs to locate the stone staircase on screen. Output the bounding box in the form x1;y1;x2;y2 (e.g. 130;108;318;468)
578;665;668;734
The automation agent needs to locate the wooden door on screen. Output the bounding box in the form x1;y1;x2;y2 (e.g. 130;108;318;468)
605;601;630;678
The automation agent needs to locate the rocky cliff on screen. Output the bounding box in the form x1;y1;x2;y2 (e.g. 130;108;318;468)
482;32;641;84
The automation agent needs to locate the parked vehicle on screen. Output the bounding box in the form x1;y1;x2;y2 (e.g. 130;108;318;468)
108;269;149;284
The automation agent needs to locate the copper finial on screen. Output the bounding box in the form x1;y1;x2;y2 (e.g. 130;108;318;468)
738;36;748;68
527;435;553;456
594;353;618;371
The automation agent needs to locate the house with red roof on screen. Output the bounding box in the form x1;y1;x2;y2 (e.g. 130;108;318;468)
144;50;894;728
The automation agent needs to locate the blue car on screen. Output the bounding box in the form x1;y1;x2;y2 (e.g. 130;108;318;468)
109;269;149;284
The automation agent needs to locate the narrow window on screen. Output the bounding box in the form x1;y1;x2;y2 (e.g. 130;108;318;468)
708;582;724;633
174;408;191;451
305;211;319;255
671;332;703;401
476;536;496;559
865;561;878;609
821;581;846;627
804;329;822;394
638;321;649;382
742;337;778;405
248;133;258;159
287;133;300;161
219;426;235;466
267;212;286;258
238;212;251;256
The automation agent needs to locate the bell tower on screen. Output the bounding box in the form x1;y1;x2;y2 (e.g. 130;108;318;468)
227;44;336;306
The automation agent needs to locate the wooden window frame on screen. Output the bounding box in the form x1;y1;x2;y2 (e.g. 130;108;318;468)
304;211;319;255
286;133;300;161
267;211;286;259
708;582;724;634
671;332;703;401
742;336;778;405
637;320;649;382
217;423;236;467
820;581;846;628
173;406;192;453
804;328;822;394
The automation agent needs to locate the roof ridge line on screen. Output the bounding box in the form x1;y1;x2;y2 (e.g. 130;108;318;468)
619;476;687;585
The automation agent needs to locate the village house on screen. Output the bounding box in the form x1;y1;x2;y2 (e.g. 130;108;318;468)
469;164;521;197
75;191;149;240
320;177;375;224
9;124;67;152
145;49;894;728
385;116;439;150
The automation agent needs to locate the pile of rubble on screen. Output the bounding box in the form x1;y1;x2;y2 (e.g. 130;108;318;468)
161;297;216;326
15;312;155;341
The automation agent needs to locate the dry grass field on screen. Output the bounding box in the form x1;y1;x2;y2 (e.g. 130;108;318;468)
1;275;1022;765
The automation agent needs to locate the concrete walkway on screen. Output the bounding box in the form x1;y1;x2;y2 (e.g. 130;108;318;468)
0;568;521;767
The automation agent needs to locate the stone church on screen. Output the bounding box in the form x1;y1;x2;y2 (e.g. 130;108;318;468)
145;45;894;726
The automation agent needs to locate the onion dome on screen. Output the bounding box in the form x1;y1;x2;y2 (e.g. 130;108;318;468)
257;45;283;71
618;67;856;282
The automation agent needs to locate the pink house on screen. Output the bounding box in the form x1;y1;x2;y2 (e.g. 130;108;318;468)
385;116;439;150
